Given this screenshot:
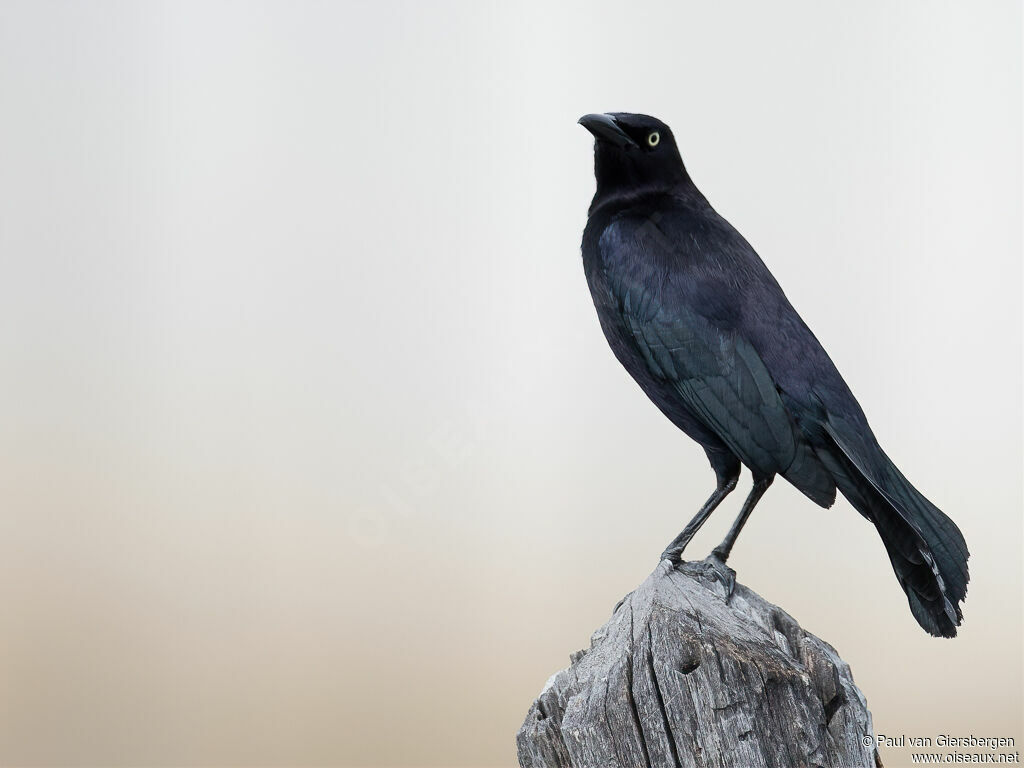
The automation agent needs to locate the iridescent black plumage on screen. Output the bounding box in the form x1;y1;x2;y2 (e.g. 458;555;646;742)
579;112;968;637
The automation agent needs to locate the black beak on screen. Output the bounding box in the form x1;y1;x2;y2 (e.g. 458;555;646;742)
578;113;638;149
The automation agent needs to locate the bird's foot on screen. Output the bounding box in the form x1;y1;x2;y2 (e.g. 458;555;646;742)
660;545;684;568
699;550;736;602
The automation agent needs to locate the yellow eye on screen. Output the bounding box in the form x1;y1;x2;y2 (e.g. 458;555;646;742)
647;131;660;147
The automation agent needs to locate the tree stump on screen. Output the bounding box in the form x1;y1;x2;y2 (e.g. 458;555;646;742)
517;559;881;768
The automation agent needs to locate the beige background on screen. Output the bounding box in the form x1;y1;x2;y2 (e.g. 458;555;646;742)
0;1;1020;766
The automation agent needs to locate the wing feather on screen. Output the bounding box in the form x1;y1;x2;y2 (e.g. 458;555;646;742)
598;213;836;504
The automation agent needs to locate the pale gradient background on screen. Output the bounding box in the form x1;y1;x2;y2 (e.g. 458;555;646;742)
0;1;1020;766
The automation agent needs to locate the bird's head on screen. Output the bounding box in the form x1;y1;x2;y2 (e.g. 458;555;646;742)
578;112;691;201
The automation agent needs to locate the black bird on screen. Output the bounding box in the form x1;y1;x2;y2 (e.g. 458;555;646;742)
578;112;968;637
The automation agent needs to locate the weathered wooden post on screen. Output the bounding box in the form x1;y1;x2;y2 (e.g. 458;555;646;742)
517;559;881;768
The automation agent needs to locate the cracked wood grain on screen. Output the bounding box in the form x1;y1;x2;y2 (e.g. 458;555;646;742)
517;560;882;768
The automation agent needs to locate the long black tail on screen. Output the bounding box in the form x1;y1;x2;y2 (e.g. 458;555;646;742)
817;422;969;637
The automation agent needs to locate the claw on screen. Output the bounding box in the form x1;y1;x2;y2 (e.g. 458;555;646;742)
702;552;736;601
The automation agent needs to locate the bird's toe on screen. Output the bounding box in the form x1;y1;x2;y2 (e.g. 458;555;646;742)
702;552;737;601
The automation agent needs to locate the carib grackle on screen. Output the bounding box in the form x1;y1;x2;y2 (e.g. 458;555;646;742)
578;112;968;637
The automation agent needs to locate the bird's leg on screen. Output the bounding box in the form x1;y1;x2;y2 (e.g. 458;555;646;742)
702;476;774;599
660;474;738;565
711;476;774;563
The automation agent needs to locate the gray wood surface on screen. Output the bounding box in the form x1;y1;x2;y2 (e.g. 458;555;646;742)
517;558;881;768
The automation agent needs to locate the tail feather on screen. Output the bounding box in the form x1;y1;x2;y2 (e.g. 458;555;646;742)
818;421;969;637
